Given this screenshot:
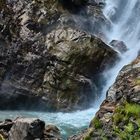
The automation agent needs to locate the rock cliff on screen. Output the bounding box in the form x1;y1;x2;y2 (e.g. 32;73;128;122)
0;0;117;111
70;56;140;139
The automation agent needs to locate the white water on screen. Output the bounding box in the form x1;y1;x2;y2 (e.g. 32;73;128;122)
1;0;140;139
0;108;97;138
102;0;140;95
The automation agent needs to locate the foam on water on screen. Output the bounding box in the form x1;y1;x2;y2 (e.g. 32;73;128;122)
0;108;98;138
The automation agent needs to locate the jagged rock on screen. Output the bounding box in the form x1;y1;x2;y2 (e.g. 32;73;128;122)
44;125;61;139
0;0;117;111
60;0;88;6
70;56;140;139
0;119;13;132
0;25;118;111
9;118;45;140
110;40;128;53
0;118;61;140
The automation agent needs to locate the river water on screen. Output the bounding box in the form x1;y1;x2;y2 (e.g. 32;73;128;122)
1;0;140;139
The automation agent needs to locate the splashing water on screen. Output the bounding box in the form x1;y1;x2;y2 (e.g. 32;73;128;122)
1;0;140;139
101;0;140;101
0;108;98;139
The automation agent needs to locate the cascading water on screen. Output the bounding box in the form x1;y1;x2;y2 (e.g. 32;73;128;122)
1;0;140;139
101;0;140;100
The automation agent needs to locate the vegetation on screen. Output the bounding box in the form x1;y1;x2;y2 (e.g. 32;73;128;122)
112;102;140;139
91;117;102;129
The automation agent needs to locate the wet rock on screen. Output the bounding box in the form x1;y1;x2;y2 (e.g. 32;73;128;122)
60;0;88;6
0;0;117;111
0;118;61;140
44;125;61;140
110;40;128;53
0;119;13;132
0;26;118;111
9;118;45;140
70;56;140;139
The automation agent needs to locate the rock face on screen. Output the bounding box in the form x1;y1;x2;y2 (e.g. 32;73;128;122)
60;0;88;6
0;26;117;111
0;0;117;111
0;118;61;140
70;56;140;139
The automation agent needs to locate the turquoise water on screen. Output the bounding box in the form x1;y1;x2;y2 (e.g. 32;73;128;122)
0;108;98;139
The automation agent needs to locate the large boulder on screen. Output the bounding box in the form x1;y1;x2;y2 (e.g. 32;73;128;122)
9;118;45;140
0;118;61;140
70;56;140;139
0;26;118;111
0;0;116;111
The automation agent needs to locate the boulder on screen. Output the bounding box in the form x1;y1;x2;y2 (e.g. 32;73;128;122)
0;26;118;111
42;27;118;111
9;118;45;140
0;119;13;132
110;40;128;53
0;0;117;111
0;118;61;140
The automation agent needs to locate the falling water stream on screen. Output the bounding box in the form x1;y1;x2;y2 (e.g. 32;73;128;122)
1;0;140;139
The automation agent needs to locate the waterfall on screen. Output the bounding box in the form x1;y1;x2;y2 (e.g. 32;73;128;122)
100;0;140;101
1;0;140;139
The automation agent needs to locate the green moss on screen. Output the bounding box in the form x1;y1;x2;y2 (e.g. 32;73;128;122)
112;102;140;139
137;118;140;127
125;123;134;133
91;117;102;129
125;102;140;117
84;135;91;140
113;113;124;125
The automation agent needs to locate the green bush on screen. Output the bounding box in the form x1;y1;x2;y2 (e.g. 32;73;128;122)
92;118;102;129
125;102;140;117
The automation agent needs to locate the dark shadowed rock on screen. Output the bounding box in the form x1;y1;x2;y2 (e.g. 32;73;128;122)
110;40;128;53
0;119;13;132
0;0;117;111
60;0;88;6
0;26;118;111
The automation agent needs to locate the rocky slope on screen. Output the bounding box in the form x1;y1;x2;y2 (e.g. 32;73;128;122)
70;56;140;139
0;0;117;111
